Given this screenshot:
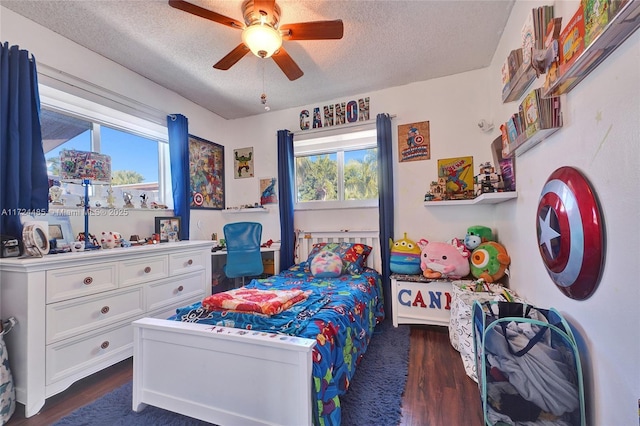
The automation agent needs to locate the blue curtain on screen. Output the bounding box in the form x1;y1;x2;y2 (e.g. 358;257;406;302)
167;114;190;240
277;129;296;270
377;113;394;318
0;43;49;239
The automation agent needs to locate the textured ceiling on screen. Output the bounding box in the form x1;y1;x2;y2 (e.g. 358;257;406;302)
2;0;515;120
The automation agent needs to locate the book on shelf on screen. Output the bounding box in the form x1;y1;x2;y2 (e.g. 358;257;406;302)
521;89;541;138
559;6;585;76
522;5;555;67
582;0;609;46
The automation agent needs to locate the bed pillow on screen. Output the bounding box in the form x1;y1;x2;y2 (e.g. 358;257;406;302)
306;242;372;275
310;251;343;278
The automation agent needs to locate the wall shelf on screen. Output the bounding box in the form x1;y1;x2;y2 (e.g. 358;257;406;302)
502;62;537;103
504;125;562;158
542;1;640;98
222;207;269;214
423;192;517;206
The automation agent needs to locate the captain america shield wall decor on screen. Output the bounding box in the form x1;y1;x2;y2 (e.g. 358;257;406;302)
537;167;605;300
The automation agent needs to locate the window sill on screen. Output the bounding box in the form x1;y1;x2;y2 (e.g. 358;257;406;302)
294;200;378;211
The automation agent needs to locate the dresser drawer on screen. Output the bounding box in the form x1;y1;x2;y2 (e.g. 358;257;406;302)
119;255;168;287
169;250;207;276
146;271;206;313
46;320;135;385
46;286;144;343
47;263;118;303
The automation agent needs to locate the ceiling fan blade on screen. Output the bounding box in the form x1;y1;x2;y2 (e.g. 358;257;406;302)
253;0;275;19
213;44;250;70
272;47;303;81
280;20;344;40
168;0;244;29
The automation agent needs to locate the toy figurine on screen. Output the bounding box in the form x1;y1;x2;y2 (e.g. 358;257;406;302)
418;238;470;279
106;186;116;209
474;162;503;196
140;193;148;209
49;185;64;205
123;192;135;208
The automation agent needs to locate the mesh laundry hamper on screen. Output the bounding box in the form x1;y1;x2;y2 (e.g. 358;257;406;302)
472;301;585;426
1;318;16;425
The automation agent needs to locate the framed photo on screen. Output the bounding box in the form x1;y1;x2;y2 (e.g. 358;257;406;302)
188;134;225;209
259;177;278;205
155;216;181;242
233;147;254;179
22;212;75;250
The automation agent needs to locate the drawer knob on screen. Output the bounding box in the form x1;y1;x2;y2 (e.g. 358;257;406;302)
101;306;110;315
144;266;151;273
83;277;93;285
187;259;193;265
101;341;110;350
177;285;184;292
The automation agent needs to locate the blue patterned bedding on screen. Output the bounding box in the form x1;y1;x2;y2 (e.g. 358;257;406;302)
170;262;385;425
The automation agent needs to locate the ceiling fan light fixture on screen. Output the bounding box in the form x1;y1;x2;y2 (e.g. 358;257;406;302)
242;24;282;58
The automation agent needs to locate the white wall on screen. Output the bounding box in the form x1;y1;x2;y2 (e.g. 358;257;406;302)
486;1;640;424
3;2;640;423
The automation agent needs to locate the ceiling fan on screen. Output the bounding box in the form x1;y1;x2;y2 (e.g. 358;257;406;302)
168;0;344;81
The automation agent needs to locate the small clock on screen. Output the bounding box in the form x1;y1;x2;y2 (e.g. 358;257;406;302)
22;223;50;257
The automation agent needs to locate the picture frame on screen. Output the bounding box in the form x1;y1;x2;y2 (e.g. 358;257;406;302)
155;216;181;243
22;212;75;251
233;147;254;179
188;134;225;209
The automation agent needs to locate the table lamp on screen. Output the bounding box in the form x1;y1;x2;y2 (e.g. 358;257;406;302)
60;150;112;249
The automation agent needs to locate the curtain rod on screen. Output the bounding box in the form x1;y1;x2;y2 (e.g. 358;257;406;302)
292;114;396;137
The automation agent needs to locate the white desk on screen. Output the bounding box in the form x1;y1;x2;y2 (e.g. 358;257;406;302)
210;246;280;291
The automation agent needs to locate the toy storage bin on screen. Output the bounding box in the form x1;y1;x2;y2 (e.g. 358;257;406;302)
472;301;585;426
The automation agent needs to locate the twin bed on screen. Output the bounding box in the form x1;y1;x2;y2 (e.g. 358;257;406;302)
132;231;383;425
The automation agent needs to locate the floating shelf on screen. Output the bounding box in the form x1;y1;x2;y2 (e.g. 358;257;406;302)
503;126;562;158
423;192;517;206
542;1;640;97
502;62;537;103
222;207;268;213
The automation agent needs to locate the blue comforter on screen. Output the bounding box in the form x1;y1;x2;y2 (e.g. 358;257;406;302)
171;262;385;425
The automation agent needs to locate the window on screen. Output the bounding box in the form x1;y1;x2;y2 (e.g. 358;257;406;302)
40;86;171;209
294;128;378;209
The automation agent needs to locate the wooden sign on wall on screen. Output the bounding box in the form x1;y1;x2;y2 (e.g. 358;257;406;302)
398;121;430;162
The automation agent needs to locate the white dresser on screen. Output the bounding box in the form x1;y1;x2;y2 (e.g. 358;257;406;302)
0;240;212;417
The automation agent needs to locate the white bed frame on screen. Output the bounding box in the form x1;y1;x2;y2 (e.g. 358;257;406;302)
132;230;380;426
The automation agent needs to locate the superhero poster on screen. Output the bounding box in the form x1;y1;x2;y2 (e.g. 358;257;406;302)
437;156;474;196
188;134;225;209
398;121;430;162
233;147;254;179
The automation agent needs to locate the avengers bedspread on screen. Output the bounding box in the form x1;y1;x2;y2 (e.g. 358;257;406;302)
171;263;385;425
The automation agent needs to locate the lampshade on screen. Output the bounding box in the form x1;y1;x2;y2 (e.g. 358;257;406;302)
242;24;282;58
60;149;112;184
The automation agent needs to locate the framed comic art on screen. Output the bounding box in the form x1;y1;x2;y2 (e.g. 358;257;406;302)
155;216;181;242
188;135;225;209
233;147;254;179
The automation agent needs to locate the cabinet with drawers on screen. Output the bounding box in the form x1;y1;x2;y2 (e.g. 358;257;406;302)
0;240;212;417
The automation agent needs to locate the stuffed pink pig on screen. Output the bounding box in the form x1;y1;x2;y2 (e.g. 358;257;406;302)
418;238;471;279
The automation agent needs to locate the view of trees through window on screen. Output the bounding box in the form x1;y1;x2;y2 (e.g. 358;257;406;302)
295;147;378;203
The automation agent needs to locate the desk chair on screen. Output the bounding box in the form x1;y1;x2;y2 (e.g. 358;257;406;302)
223;222;264;287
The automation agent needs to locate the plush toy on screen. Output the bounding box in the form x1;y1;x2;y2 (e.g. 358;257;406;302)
389;232;422;275
310;251;343;278
100;231;122;249
470;241;511;283
464;225;494;251
418;238;471;279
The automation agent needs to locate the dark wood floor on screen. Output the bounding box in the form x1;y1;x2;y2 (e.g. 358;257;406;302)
7;325;483;426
